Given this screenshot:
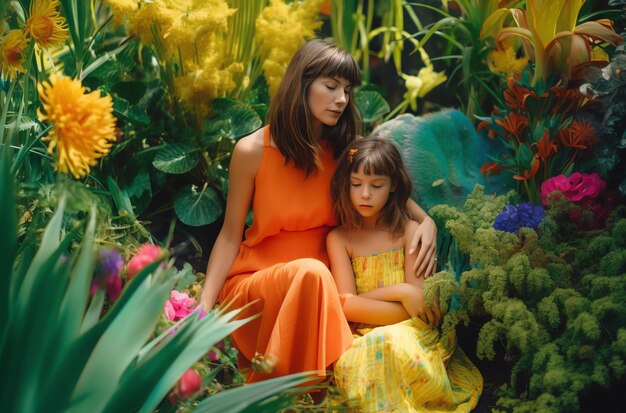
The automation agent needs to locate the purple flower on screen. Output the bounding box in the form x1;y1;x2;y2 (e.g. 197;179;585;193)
91;249;124;301
493;202;545;233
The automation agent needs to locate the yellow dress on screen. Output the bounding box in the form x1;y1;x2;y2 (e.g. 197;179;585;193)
334;248;483;412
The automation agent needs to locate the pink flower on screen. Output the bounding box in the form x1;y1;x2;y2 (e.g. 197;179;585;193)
540;173;605;206
126;244;162;279
163;290;196;321
177;369;202;398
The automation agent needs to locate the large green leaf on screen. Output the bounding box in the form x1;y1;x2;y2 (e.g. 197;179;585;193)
0;143;16;371
355;90;390;123
194;373;313;413
174;184;223;226
153;143;200;174
213;98;263;139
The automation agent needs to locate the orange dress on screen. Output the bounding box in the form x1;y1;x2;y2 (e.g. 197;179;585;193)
218;126;353;382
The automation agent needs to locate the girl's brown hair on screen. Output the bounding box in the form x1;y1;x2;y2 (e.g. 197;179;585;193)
331;137;412;237
267;39;361;175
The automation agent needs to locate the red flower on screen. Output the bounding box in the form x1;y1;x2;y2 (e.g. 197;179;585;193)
481;161;502;176
532;130;558;160
560;119;597;149
178;369;202;398
504;77;531;111
550;86;580;117
513;156;540;181
495;112;528;141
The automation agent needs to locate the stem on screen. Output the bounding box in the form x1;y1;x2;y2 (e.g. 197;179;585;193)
0;79;17;147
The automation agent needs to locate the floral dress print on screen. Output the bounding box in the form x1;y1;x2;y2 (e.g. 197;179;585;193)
334;248;483;412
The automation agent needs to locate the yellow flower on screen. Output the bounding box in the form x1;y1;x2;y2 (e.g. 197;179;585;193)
24;0;69;49
0;30;30;80
401;48;447;111
256;0;324;96
37;75;117;179
487;46;529;74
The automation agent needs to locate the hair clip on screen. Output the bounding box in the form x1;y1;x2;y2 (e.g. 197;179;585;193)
348;148;358;164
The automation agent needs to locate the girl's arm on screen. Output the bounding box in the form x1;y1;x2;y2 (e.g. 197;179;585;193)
406;199;438;277
198;132;262;311
326;229;410;325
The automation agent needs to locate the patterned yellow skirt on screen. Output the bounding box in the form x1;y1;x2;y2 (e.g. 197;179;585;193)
334;317;483;412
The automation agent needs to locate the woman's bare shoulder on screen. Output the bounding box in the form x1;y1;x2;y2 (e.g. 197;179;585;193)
231;128;265;174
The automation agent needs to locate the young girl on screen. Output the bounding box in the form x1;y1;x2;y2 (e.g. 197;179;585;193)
328;137;483;412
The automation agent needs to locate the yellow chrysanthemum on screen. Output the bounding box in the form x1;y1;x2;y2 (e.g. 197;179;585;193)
37;75;117;179
0;30;30;80
256;0;324;96
487;46;529;75
24;0;69;49
401;48;447;111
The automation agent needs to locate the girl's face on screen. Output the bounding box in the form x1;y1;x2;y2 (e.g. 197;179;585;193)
307;76;352;128
349;163;393;224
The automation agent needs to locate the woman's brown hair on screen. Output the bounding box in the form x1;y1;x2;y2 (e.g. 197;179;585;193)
331;137;412;237
267;39;361;175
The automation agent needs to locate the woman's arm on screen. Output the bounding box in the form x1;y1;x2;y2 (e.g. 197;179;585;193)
404;220;440;325
406;199;438;277
326;229;411;325
198;131;262;311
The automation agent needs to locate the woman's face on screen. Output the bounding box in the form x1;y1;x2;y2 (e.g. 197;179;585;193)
307;76;352;128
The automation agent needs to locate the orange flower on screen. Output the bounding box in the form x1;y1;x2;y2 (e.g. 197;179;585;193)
559;119;597;150
481;161;502;176
513;156;540;181
0;30;29;80
38;75;117;178
24;0;69;49
532;130;558;160
320;0;331;16
495;112;528;141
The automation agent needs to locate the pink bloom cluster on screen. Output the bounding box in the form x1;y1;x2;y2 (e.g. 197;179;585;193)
540;172;606;206
164;290;196;321
127;244;162;279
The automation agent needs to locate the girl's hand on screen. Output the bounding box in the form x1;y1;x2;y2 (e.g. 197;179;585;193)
398;283;438;326
409;216;438;278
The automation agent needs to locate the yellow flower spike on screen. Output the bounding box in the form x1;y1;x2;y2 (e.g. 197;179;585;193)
0;30;30;80
401;48;447;111
37;75;117;179
487;46;528;74
24;0;69;49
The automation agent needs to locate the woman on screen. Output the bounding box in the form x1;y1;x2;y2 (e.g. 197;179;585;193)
199;39;438;383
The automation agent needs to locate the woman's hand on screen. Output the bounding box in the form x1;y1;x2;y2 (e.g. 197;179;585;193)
408;216;438;278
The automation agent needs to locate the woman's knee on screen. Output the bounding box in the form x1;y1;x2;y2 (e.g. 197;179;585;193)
290;258;333;283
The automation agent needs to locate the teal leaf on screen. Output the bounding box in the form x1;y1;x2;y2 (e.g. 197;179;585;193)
153;143;200;174
174;184;223;226
373;110;491;210
356;90;390;123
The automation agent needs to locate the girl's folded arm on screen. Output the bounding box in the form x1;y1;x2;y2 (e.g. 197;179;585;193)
327;229;411;325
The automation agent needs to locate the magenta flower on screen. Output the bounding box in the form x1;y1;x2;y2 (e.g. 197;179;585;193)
126;244;163;279
164;290;196;321
540;172;606;206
